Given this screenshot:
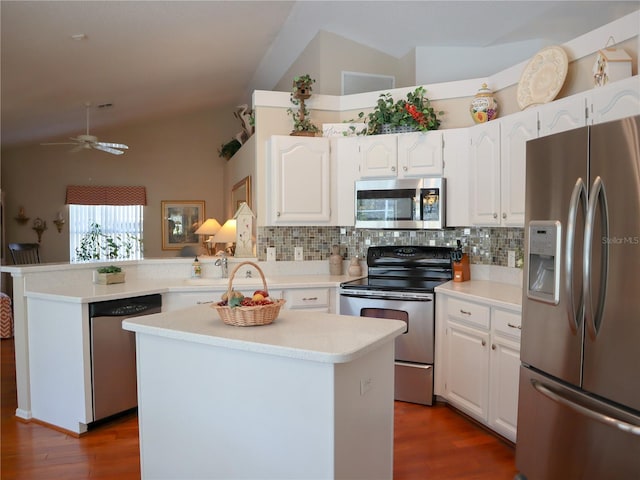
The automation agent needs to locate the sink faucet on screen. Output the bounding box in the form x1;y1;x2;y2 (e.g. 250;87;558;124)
215;252;228;278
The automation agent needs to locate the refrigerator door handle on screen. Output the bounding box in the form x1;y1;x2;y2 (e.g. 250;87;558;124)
565;178;587;333
532;379;640;436
584;176;610;339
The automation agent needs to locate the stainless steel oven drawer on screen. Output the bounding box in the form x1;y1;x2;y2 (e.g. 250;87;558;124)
395;362;434;406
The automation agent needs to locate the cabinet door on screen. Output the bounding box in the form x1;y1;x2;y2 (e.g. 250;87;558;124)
358;134;398;178
500;110;538;227
538;94;587;136
442;128;470;227
333;137;359;226
270;136;331;224
445;320;490;422
589;76;640;125
489;335;521;442
397;131;443;177
469;121;501;225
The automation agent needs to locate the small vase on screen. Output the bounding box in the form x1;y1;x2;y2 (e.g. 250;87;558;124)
348;257;363;277
329;245;343;275
470;83;498;124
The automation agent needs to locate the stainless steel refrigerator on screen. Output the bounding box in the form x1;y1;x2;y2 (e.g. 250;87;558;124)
516;115;640;479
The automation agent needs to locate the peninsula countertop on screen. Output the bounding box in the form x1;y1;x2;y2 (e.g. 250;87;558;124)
123;305;407;364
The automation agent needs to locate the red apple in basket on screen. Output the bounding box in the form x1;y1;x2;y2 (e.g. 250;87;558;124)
253;290;269;298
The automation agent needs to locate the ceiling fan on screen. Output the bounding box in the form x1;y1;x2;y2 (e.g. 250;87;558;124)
41;103;129;155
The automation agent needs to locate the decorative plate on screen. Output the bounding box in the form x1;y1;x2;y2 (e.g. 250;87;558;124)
517;46;569;110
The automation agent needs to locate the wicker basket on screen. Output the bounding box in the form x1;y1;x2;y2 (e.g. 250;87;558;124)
212;261;285;327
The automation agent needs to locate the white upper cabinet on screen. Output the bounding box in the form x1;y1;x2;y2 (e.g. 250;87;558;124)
469;121;501;225
397;131;444;178
333;137;359;226
499;110;538;227
357;134;398;178
268;136;332;225
538;93;588;136
588;76;640;125
442;128;470;227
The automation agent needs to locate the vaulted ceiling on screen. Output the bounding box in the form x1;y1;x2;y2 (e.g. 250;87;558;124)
2;1;638;147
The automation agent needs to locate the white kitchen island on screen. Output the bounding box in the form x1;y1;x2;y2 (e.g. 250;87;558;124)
123;305;405;480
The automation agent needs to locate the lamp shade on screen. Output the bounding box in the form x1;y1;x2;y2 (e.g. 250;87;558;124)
212;219;237;244
195;218;221;236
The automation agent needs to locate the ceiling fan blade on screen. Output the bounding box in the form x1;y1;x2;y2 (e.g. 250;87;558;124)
41;141;77;146
97;141;129;150
94;144;125;155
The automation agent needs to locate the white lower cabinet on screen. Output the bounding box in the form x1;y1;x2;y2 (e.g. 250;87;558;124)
437;292;521;442
284;287;331;313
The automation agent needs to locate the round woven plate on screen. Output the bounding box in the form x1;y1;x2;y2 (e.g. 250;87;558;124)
517;46;568;110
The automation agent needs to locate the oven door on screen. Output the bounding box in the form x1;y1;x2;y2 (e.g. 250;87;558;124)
339;289;434;364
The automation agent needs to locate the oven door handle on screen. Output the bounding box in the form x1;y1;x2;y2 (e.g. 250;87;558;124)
339;292;433;302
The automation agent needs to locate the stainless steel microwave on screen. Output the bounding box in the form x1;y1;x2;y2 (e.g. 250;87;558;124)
355;178;446;229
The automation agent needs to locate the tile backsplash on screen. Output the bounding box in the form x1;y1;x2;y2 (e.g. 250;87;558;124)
257;226;524;267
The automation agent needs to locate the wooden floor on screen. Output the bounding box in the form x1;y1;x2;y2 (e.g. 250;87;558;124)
1;337;517;479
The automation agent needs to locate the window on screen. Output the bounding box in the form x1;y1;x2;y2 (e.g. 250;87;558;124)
70;205;143;262
66;185;146;263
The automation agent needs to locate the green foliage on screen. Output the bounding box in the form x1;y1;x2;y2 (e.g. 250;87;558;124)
96;265;122;274
75;222;139;262
218;138;242;159
364;86;443;134
287;74;320;133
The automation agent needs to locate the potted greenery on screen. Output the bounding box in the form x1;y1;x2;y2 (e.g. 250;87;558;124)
363;86;443;135
218;138;242;159
93;265;125;285
287;74;320;136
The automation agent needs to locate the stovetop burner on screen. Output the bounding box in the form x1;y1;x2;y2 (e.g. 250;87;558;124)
340;245;454;293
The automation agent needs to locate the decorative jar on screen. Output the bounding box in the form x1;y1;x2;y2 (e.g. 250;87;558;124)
470;83;498;124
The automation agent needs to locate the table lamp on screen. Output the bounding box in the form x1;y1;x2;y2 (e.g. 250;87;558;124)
212;219;237;255
195;218;221;255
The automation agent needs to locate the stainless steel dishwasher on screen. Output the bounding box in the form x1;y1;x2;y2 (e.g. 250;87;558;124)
89;294;162;422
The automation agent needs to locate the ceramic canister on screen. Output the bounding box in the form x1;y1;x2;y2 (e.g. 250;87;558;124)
470;83;498;124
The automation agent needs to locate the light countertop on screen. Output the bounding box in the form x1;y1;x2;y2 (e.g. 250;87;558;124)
123;305;406;364
22;275;352;304
435;280;522;311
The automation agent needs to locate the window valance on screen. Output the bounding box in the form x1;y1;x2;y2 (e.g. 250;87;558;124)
66;185;147;206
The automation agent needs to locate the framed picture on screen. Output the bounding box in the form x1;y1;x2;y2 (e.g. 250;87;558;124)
161;200;205;250
231;176;251;215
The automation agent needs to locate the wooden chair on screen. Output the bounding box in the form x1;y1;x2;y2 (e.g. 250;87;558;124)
8;243;41;265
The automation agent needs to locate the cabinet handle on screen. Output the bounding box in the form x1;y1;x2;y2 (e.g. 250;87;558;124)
502;212;507;219
491;344;496;350
197;301;214;304
493;213;498;219
277;211;281;217
302;297;318;301
481;340;487;347
460;309;472;315
403;166;408;171
507;322;522;330
391;166;396;172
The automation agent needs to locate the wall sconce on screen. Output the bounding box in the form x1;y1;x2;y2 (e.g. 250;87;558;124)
194;218;221;255
32;217;47;243
212;219;237;256
15;206;29;225
53;211;65;233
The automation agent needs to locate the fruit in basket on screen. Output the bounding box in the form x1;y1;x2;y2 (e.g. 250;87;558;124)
253;290;269;298
252;293;265;302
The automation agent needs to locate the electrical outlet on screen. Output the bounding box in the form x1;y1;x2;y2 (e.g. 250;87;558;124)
294;247;303;261
508;250;516;268
266;247;276;262
429;239;436;246
360;377;373;396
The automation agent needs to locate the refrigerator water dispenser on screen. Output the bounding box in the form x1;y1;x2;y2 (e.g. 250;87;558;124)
527;221;561;304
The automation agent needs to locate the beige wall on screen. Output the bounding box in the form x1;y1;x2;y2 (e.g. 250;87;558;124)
1;106;241;262
274;31;412;95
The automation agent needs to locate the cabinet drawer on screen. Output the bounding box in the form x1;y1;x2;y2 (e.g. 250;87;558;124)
446;298;490;329
493;309;522;339
286;288;330;309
